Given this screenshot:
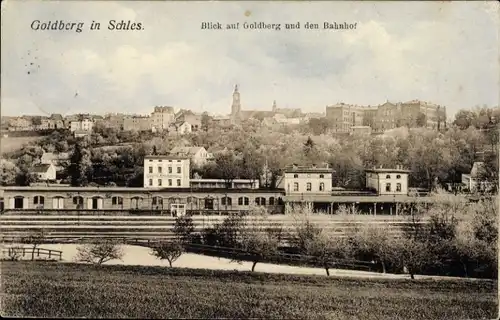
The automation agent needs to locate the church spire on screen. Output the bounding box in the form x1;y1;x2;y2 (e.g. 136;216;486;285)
234;84;239;93
272;100;277;112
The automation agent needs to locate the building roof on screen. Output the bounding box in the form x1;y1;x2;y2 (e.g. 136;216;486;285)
365;168;411;174
145;155;190;160
32;163;53;173
41;152;70;162
285;165;333;173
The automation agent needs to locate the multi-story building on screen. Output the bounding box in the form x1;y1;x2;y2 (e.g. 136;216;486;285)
70;119;94;135
326;103;367;133
399;100;447;129
284;165;333;195
123;116;151;132
151;106;175;132
8;117;34;131
372;101;401;131
365;166;410;195
99;113;126;130
143;155;191;188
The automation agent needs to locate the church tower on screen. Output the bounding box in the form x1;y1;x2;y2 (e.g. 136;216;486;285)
231;84;241;120
272;100;277;113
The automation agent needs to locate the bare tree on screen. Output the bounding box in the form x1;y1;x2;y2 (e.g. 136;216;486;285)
150;241;185;267
75;239;124;265
25;229;46;261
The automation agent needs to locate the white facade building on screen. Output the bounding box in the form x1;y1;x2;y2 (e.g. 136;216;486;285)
143;155;190;189
70;119;94;133
365;166;410;195
284;165;333;195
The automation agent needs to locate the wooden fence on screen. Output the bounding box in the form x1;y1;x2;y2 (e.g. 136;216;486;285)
1;246;63;260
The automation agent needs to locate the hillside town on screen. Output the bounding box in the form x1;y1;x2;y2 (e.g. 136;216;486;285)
2;85;453;136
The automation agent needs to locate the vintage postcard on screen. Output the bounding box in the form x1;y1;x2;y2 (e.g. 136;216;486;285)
0;0;499;319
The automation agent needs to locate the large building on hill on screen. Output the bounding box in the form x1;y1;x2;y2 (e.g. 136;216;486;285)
326;100;447;133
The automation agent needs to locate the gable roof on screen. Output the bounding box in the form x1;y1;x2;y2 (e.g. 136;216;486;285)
41;152;70;162
32;163;53;173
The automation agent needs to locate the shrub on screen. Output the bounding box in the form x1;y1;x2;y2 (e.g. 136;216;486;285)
75;240;124;265
150;241;185;267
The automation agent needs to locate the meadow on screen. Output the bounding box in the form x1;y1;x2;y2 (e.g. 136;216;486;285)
1;261;497;319
0;136;42;154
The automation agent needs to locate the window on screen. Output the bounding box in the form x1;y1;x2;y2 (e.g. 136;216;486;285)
33;196;45;205
158;179;162;186
168;167;172;173
149;167;153;173
221;196;232;206
396;175;401;179
396;183;402;192
255;197;266;206
306;183;312;191
149;179;153;186
269;197;275;205
73;196;84;205
158;166;162;173
53;196;64;209
319;174;324;178
177;167;181;174
204;198;214;210
293;182;299;191
152;197;163;206
386;183;391;192
168;179;172;186
14;196;24;209
293;174;298;178
319;182;325;191
238;197;249;205
112;196;123;205
385;175;391;179
177;179;181;186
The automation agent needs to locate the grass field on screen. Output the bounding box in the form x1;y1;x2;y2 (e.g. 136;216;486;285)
0;136;41;154
1;261;497;319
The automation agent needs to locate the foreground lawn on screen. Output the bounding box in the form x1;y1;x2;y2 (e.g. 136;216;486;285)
1;262;497;319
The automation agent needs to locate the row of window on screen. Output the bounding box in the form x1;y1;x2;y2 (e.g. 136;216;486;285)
292;174;326;179
291;182;325;192
386;183;402;192
386;175;402;179
149;178;182;187
17;195;283;209
148;166;182;174
148;159;182;163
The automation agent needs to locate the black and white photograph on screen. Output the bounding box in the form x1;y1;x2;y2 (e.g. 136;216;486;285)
1;1;499;319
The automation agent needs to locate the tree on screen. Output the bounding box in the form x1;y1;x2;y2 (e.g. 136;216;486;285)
238;230;280;272
303;231;341;276
0;159;19;186
201;112;211;132
69;140;91;186
75;239;124;265
25;229;46;261
150;240;185;267
214;153;240;188
303;136;315;157
352;224;399;274
173;215;195;243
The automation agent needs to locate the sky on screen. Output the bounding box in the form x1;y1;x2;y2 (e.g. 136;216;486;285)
1;1;499;118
